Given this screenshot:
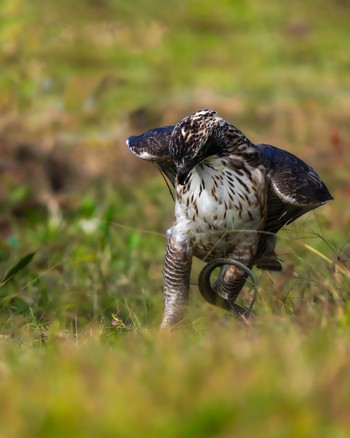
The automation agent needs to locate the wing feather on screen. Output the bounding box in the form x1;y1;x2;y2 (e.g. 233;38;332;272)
253;143;333;234
255;143;333;206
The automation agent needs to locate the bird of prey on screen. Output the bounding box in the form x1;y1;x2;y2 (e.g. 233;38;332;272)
127;109;333;327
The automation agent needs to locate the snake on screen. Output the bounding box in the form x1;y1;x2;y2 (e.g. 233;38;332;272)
198;258;258;318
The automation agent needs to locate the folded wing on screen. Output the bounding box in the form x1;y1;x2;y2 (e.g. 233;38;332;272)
255;143;333;234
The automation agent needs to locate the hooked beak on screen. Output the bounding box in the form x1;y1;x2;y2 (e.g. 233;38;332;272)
176;156;202;185
177;168;190;185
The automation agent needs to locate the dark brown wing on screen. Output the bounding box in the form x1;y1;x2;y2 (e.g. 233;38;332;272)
127;126;176;188
255;143;333;234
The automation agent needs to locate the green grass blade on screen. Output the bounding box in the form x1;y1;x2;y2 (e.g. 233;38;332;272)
1;251;36;286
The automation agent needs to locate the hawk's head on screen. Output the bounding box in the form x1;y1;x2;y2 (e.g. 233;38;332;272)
170;109;226;185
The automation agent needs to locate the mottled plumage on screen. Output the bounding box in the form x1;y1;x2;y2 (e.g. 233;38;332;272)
127;109;333;327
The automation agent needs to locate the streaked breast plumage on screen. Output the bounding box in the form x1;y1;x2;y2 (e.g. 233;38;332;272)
171;156;267;261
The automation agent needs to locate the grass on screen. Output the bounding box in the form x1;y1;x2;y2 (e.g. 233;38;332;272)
0;0;350;436
1;314;350;437
1;181;349;437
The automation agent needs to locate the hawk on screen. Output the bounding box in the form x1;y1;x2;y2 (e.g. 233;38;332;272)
127;109;333;327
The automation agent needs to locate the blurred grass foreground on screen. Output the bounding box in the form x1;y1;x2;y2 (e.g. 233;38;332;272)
0;0;350;436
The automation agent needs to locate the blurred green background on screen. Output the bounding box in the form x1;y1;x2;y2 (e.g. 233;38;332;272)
0;1;350;436
1;0;349;210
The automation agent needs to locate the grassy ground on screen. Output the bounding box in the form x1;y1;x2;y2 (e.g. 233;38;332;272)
1;0;350;436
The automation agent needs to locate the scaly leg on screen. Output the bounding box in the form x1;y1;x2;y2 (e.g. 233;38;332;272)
216;265;250;303
161;236;192;328
220;241;256;305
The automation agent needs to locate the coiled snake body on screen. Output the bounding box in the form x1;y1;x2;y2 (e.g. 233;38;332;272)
198;258;258;317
